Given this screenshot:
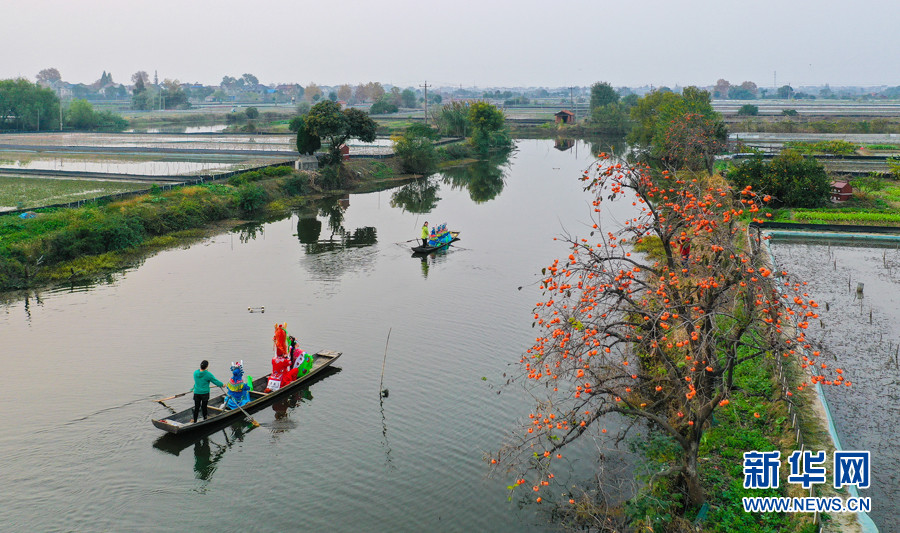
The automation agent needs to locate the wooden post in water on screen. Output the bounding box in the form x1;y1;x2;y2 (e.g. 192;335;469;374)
379;328;392;397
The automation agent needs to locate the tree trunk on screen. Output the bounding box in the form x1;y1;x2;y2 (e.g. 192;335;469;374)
682;438;706;507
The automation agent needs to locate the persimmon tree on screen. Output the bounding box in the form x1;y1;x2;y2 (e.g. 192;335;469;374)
492;155;845;514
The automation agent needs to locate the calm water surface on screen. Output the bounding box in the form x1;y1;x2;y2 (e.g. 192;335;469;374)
1;140;632;532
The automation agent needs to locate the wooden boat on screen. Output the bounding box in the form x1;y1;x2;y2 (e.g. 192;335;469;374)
411;231;460;255
152;350;341;435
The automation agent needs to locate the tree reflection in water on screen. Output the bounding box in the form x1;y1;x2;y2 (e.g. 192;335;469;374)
440;153;511;204
295;196;378;255
390;176;441;214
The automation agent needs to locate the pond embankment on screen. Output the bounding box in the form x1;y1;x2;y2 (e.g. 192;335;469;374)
762;230;895;533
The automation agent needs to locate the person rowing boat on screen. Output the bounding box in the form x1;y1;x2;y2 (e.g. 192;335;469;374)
191;360;224;423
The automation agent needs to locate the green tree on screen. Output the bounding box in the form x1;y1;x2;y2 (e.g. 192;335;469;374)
728;87;755;100
777;85;794;99
591;102;631;134
393;127;438;174
370;96;398;114
0;78;61;130
468;101;509;155
628;87;726;171
401;88;417;108
293;116;321;154
303;100;377;164
590;81;619;111
161;79;189;109
727;150;831;207
245;107;259;119
67;99;96;129
737;104;759;116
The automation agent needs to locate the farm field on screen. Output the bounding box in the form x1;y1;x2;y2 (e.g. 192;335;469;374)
0;175;150;211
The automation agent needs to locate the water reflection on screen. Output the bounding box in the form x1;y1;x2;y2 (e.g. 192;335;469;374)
153;422;257;485
271;386;314;433
390;177;441;214
586;135;627;157
440;155;511;204
295;197;378;255
192;425;253;482
553;138;575;152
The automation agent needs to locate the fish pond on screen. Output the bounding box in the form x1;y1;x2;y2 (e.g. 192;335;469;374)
0;139;634;532
1;138;894;532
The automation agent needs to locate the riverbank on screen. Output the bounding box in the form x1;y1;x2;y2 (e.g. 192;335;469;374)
0;157;421;293
620;229;854;532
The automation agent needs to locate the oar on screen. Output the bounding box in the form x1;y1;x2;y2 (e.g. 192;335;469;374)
154;390;191;403
220;386;260;428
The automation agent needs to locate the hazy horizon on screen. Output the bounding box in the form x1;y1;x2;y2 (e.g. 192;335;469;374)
4;0;899;89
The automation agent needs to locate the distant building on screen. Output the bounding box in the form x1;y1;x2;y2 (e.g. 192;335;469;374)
555;110;575;124
295;155;318;171
830;180;853;202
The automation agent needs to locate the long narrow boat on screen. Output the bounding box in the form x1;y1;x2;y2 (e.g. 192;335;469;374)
411;231;460;255
152;350;341;435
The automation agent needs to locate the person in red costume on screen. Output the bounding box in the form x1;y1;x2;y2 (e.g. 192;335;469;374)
273;323;288;357
267;352;291;391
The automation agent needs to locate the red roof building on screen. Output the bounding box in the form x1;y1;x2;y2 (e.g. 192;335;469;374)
555;110;575;124
831;180;853;202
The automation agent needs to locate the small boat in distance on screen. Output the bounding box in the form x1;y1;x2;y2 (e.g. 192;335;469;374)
152;350;341;435
412;231;460;255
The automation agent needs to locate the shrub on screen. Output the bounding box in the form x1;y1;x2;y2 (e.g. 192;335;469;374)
281;173;311;196
727;150;831;208
370;98;399;114
245;107;259;119
781;109;799;116
236;183;268;213
737;104;759;116
438;142;473;160
393;129;438;174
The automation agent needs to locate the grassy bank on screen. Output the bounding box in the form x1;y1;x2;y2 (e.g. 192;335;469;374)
618;229;850;532
0;157;413;292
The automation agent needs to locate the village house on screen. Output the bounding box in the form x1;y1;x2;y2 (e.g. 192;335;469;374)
555;110;575;124
830;180;853;202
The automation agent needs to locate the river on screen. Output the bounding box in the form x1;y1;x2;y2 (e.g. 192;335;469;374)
0;139;626;532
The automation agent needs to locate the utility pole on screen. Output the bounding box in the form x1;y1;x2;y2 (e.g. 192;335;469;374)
569;86;576;123
419;80;430;125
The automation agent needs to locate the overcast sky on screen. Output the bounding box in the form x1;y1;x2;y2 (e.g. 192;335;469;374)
3;0;898;89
